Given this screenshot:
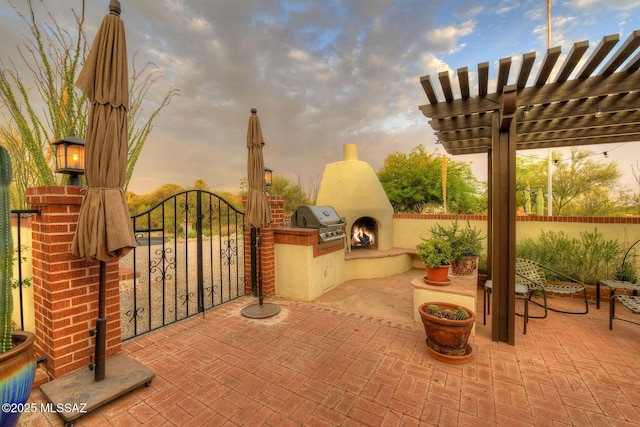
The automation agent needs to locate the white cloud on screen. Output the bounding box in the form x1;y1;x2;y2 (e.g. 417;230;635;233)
0;0;638;196
423;20;476;55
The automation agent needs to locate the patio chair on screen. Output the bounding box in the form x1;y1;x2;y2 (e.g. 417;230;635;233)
607;280;640;329
516;258;589;316
484;258;589;333
483;279;533;332
610;295;640;329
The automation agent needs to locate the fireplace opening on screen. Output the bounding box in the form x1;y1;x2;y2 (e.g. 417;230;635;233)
351;217;377;250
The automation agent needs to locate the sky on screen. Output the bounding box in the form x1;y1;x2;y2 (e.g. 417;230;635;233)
1;0;640;195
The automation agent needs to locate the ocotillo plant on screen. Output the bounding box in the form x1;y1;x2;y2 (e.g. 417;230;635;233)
0;145;13;352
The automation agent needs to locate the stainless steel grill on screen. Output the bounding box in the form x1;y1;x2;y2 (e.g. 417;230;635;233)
292;206;346;243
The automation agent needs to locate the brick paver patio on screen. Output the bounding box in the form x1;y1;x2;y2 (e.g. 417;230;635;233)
19;277;640;426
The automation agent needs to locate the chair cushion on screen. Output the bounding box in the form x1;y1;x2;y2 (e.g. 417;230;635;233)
484;279;528;296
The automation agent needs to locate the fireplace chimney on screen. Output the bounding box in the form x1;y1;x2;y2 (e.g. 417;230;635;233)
316;144;394;250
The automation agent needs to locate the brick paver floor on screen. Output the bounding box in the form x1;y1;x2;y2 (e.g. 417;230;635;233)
19;279;640;426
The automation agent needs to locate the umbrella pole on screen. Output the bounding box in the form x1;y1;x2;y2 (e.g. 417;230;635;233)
257;228;263;305
241;227;280;318
251;227;257;295
95;260;107;381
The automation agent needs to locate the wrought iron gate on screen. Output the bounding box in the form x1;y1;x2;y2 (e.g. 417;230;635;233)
120;190;245;340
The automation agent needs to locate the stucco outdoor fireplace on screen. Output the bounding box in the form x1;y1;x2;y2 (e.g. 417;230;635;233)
316;144;394;251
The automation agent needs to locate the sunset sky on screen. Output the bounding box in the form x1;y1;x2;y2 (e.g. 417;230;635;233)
1;0;639;195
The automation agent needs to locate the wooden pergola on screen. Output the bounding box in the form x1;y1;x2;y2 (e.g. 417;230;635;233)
419;30;640;344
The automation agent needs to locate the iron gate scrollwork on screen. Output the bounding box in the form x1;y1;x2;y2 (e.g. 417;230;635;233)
121;190;245;340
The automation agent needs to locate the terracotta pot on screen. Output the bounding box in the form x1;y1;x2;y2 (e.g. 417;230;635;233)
418;302;476;361
477;272;488;288
451;256;478;276
424;264;450;285
0;331;37;427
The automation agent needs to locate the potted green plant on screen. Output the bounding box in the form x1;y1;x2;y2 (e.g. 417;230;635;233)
0;146;36;427
418;301;476;364
416;237;454;285
430;219;485;276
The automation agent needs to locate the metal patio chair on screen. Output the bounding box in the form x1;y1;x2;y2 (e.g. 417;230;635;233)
484;258;589;333
516;258;589;317
604;280;640;329
483;279;533;332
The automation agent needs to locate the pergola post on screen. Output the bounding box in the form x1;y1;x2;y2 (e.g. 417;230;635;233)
490;85;518;343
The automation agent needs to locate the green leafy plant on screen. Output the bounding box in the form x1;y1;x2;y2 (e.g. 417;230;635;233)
416;237;454;268
1;145;14;352
429;219;485;261
477;253;488;274
426;304;470;320
516;228;621;284
614;261;638;283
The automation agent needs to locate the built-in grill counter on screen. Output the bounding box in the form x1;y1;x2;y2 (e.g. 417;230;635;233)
272;206;347;301
291;206;346;244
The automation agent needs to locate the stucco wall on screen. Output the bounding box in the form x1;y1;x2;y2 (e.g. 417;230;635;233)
393;213;640;269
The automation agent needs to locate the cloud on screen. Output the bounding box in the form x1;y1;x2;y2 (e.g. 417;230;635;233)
1;0;638;196
422;20;476;55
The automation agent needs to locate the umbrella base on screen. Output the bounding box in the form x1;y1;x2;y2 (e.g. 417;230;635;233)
40;354;155;425
241;302;281;319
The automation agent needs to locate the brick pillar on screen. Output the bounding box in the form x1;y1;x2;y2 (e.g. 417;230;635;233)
26;186;121;378
243;195;284;296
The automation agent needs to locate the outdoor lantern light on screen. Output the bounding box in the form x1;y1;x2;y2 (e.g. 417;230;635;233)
52;132;85;186
264;167;273;187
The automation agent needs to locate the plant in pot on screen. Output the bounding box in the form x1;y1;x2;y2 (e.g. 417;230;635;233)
418;301;476;364
0;146;37;427
430;219;485;276
416;236;454;285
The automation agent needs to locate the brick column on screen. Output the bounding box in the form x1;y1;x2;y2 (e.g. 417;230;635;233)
26;186;121;378
243;195;284;296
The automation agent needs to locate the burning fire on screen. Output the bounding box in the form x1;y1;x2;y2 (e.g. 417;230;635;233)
351;225;375;248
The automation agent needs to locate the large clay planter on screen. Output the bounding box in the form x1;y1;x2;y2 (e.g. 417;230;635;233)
451;255;478;276
424;264;450;286
419;302;476;364
0;331;36;427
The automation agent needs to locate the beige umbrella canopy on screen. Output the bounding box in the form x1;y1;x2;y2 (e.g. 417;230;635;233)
241;108;278;318
245;108;272;229
72;2;135;262
71;0;136;382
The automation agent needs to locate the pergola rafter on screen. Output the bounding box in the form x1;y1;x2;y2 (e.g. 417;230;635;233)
417;30;640;344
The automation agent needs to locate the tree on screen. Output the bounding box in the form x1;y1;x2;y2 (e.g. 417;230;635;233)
269;175;311;215
377;145;485;213
0;0;178;208
551;148;621;215
516;154;549;213
516;149;627;216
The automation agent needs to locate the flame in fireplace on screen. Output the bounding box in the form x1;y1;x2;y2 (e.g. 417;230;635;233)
351;225;375;248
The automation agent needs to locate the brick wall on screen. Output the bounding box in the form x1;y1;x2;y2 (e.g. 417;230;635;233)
242;195;284;296
26;186;121;378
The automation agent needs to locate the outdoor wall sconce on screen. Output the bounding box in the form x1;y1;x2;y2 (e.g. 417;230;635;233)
595;107;603;118
52;132;85;186
264;167;273;187
523;105;531;117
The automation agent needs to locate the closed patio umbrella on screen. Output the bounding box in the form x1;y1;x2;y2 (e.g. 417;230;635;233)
241;108;279;318
245;108;271;229
71;0;136;381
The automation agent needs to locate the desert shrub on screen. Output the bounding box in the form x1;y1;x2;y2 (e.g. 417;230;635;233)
516;228;621;284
